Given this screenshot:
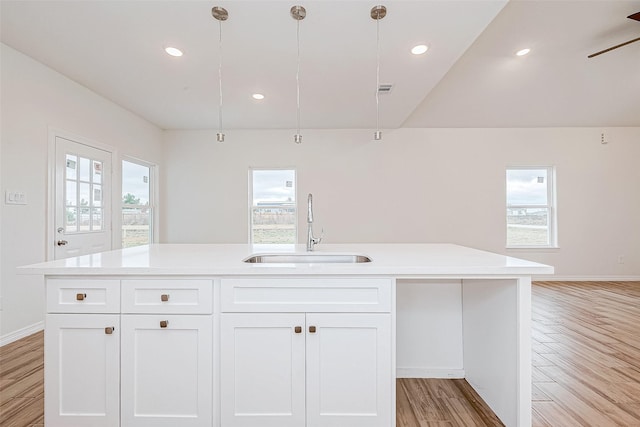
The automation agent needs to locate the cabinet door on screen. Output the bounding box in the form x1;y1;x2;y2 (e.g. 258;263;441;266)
121;315;213;427
221;313;305;427
45;314;120;427
306;313;392;427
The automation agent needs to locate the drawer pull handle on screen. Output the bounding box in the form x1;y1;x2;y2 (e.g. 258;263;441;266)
294;326;302;334
161;294;170;302
309;326;317;333
105;327;115;335
160;320;169;328
76;293;87;301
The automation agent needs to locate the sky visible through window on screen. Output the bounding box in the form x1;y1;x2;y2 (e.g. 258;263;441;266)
122;161;150;204
506;169;548;206
252;169;296;205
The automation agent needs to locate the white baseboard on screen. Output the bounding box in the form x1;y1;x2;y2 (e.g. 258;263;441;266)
397;368;465;379
533;275;640;281
0;321;44;347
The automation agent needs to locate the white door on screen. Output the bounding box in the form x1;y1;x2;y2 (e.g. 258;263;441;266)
120;314;213;427
306;313;392;427
220;313;306;427
54;136;112;259
44;314;120;427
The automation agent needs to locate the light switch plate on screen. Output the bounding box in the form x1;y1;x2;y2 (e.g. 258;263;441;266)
5;190;27;205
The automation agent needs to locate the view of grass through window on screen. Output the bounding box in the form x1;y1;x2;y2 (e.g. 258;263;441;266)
506;167;554;247
251;169;296;244
122;160;152;248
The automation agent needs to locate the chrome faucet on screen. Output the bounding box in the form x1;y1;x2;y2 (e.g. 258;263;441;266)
306;193;322;251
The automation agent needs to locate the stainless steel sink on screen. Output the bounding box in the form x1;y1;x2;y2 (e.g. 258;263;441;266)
243;253;372;264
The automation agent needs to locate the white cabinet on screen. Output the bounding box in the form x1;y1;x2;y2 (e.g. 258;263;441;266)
121;279;214;427
45;277;214;427
45;278;120;427
306;313;392;427
220;278;393;427
221;313;306;427
121;314;213;427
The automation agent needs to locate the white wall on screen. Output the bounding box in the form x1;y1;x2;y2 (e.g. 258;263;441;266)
0;44;163;340
162;127;640;278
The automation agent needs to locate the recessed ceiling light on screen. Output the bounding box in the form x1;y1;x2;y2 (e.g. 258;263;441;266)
164;47;183;57
516;48;531;56
252;93;265;100
411;44;429;55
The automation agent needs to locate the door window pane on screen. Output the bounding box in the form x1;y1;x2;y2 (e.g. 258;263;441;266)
93;185;102;207
92;208;103;231
79;157;90;182
79;207;90;231
92;160;102;184
66;181;77;206
66;207;77;232
79;182;90;207
66;155;77;180
64;152;106;234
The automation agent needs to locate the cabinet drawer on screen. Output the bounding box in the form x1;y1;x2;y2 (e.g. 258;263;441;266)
221;278;392;313
121;279;213;314
46;279;120;313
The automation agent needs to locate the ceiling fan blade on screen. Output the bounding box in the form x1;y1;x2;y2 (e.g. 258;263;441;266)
628;12;640;21
588;36;640;58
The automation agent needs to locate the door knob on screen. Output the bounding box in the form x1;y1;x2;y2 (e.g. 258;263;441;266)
57;240;68;246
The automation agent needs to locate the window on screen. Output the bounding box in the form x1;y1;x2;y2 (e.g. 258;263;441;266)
64;154;104;233
506;167;556;248
122;159;154;248
250;168;296;244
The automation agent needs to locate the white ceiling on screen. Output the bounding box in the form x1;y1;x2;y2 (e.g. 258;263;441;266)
1;0;639;130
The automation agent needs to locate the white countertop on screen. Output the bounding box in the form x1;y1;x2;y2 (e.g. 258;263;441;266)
19;243;553;277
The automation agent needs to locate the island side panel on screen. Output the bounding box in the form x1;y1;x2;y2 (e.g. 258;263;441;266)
462;278;531;427
396;279;464;378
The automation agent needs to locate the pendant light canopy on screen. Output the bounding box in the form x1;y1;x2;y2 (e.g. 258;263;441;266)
371;5;386;141
291;5;306;144
212;6;228;143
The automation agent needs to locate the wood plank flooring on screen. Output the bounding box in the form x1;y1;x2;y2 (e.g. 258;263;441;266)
532;281;640;426
2;281;639;426
0;331;44;427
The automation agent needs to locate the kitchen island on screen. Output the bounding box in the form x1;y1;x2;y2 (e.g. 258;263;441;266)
21;243;553;427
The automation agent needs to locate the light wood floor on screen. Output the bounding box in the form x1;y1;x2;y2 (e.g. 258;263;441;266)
1;281;639;426
532;281;640;426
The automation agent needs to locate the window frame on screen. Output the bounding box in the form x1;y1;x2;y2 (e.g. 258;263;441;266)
248;167;297;245
506;166;558;249
120;157;157;248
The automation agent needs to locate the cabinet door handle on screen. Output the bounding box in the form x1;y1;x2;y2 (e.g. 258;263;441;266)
294;326;302;334
76;293;87;301
160;320;169;328
309;326;317;333
161;294;170;302
105;327;115;335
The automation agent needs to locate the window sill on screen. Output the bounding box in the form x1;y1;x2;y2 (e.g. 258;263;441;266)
506;246;559;252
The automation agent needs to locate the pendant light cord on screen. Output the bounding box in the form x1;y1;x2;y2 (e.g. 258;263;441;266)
375;15;380;135
296;16;301;137
218;18;224;135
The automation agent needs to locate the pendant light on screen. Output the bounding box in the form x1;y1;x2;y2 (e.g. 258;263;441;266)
291;5;306;144
212;6;228;142
371;5;386;141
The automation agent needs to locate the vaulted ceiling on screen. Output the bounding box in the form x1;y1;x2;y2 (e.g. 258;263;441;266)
2;0;639;130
